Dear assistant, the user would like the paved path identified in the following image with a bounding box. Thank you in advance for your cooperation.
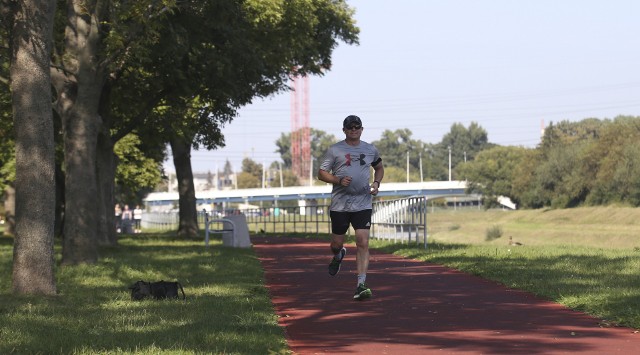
[252,236,639,354]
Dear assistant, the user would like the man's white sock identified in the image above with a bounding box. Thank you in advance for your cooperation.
[357,274,366,285]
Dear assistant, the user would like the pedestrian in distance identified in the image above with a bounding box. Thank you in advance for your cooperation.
[133,205,143,233]
[115,204,122,233]
[121,204,133,234]
[318,115,384,300]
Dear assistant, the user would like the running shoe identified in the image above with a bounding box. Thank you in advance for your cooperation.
[328,247,346,276]
[353,283,372,300]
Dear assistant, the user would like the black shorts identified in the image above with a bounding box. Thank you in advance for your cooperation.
[329,209,372,235]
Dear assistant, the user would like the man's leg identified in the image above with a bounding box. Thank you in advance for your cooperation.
[328,211,349,276]
[353,228,372,299]
[354,228,370,277]
[328,233,346,276]
[330,233,346,255]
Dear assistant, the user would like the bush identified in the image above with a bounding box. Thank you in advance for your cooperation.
[448,224,461,231]
[485,225,503,241]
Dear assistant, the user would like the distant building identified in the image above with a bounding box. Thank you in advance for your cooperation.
[165,171,237,193]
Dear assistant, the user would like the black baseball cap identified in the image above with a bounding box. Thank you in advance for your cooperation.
[343,115,362,128]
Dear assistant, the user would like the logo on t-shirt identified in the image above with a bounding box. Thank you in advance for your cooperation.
[344,153,367,166]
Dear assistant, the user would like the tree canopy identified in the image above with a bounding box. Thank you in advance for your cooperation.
[1,0,360,263]
[275,128,338,169]
[460,116,640,209]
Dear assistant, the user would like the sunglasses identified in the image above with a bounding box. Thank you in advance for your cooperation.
[345,125,362,130]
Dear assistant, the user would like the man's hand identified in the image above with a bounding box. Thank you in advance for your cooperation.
[370,183,379,195]
[339,176,352,186]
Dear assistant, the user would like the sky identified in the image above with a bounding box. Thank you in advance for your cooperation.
[164,0,640,173]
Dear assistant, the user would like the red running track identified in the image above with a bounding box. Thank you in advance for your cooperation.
[252,236,639,354]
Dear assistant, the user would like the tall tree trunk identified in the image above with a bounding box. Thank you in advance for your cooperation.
[96,130,117,246]
[170,136,199,238]
[61,102,101,264]
[10,0,57,295]
[57,1,108,264]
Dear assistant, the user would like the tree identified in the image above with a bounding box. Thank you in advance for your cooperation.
[49,1,177,264]
[43,0,357,258]
[510,149,544,208]
[1,0,15,236]
[237,172,261,189]
[540,118,605,151]
[267,161,301,187]
[371,129,435,181]
[586,116,640,206]
[9,0,57,294]
[276,128,338,169]
[170,132,199,238]
[437,122,493,180]
[281,170,301,187]
[382,166,421,183]
[223,160,234,177]
[133,0,358,237]
[538,142,592,208]
[237,158,263,189]
[242,158,264,179]
[373,129,418,169]
[113,133,163,204]
[457,146,530,207]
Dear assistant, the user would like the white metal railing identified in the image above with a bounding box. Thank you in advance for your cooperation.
[140,211,179,230]
[371,196,428,248]
[141,207,332,235]
[141,196,428,247]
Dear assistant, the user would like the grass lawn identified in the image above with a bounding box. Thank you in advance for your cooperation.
[371,205,640,329]
[0,234,288,354]
[1,205,640,353]
[373,240,640,329]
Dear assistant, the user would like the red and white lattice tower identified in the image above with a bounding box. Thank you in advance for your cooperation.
[290,74,310,181]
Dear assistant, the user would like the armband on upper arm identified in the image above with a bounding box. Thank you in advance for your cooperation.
[371,157,382,167]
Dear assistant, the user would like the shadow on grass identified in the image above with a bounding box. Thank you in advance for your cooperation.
[0,233,288,354]
[0,236,13,247]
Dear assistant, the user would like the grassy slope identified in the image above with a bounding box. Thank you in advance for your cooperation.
[372,206,640,329]
[426,206,640,249]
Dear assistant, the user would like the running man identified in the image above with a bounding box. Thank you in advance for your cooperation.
[318,115,384,300]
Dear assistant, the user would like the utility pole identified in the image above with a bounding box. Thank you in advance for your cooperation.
[419,153,423,183]
[448,146,452,181]
[406,151,410,183]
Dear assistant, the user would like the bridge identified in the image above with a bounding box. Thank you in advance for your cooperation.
[143,180,473,210]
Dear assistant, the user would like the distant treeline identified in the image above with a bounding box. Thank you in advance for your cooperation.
[459,115,640,209]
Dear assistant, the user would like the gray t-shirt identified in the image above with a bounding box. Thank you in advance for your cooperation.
[319,140,381,212]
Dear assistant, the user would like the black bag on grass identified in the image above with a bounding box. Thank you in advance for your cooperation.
[129,280,186,300]
[129,280,152,300]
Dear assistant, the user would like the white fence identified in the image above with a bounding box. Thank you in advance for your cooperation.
[141,196,429,247]
[371,196,428,247]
